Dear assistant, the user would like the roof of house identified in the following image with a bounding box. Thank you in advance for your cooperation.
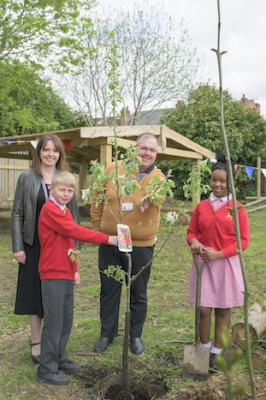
[125,109,171,126]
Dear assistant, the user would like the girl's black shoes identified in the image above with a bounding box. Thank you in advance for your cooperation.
[209,353,218,371]
[31,342,41,364]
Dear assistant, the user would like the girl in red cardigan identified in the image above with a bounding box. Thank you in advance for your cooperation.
[187,152,250,370]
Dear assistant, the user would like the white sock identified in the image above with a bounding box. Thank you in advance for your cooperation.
[211,346,222,355]
[200,341,211,349]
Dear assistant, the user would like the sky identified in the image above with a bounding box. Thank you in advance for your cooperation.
[96,0,266,117]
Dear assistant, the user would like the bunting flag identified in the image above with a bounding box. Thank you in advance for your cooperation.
[234,164,238,171]
[262,168,266,179]
[79,139,88,148]
[62,139,71,152]
[245,166,255,180]
[0,140,16,145]
[30,140,38,149]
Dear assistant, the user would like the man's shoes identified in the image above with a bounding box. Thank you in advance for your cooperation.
[130,337,144,355]
[94,337,113,353]
[36,370,70,385]
[59,361,81,374]
[209,353,218,371]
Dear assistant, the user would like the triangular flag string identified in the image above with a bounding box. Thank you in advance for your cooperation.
[0,140,16,145]
[62,139,72,152]
[79,139,88,148]
[244,166,255,180]
[209,158,266,178]
[30,140,38,149]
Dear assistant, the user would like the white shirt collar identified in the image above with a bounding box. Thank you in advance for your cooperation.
[210,192,231,202]
[50,196,66,211]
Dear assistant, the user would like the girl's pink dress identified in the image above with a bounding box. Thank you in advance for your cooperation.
[189,255,244,308]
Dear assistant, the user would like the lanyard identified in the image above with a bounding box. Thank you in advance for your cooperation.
[41,179,50,202]
[41,169,57,202]
[136,172,146,182]
[126,171,146,195]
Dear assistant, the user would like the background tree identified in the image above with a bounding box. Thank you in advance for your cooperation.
[56,1,201,125]
[0,60,78,136]
[0,0,95,64]
[0,0,96,137]
[158,84,266,198]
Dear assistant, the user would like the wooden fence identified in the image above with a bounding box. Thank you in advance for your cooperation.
[0,158,30,205]
[0,158,91,206]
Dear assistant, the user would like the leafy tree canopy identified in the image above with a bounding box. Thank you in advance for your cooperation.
[0,60,78,136]
[161,84,266,165]
[158,84,266,198]
[0,0,95,63]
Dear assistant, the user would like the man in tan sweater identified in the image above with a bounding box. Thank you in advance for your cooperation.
[91,132,166,355]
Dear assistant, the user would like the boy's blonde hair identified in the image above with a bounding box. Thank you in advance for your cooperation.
[51,171,76,188]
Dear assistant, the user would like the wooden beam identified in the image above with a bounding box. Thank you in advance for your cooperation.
[0,143,32,153]
[71,147,99,159]
[106,137,136,148]
[79,158,87,199]
[100,144,112,169]
[0,153,32,160]
[192,159,201,209]
[80,125,162,139]
[165,128,216,159]
[0,128,82,143]
[160,125,167,152]
[84,138,109,146]
[157,147,203,160]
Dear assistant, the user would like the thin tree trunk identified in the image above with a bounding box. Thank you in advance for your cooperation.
[123,310,130,396]
[215,1,256,398]
[122,252,132,396]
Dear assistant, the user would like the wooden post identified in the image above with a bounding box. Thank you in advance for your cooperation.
[257,156,261,199]
[100,144,112,169]
[78,158,87,201]
[192,159,201,209]
[159,125,167,153]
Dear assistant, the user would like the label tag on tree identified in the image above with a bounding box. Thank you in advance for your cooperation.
[117,224,133,252]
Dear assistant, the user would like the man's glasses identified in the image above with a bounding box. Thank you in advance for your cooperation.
[139,146,158,154]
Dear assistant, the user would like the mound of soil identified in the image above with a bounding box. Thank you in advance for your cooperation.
[79,367,167,399]
[79,365,266,399]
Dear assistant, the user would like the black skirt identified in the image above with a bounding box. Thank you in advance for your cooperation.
[14,186,46,318]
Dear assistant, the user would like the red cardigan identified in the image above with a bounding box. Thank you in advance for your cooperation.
[38,200,110,280]
[187,198,250,258]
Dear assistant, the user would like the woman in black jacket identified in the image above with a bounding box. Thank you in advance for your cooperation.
[11,134,80,364]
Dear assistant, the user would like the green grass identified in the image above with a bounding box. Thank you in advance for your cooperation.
[1,209,266,398]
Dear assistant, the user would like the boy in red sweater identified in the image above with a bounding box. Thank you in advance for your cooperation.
[36,171,117,385]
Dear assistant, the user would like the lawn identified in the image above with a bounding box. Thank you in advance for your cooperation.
[0,207,266,399]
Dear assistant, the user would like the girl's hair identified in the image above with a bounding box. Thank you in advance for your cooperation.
[32,135,68,175]
[211,151,237,204]
[211,151,237,179]
[51,171,76,188]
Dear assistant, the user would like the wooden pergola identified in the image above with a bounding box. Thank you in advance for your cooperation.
[0,125,216,206]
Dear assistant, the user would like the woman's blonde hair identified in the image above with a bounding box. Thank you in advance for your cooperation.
[32,134,68,175]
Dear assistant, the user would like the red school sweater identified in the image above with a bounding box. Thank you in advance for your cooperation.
[38,200,110,280]
[187,198,250,258]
